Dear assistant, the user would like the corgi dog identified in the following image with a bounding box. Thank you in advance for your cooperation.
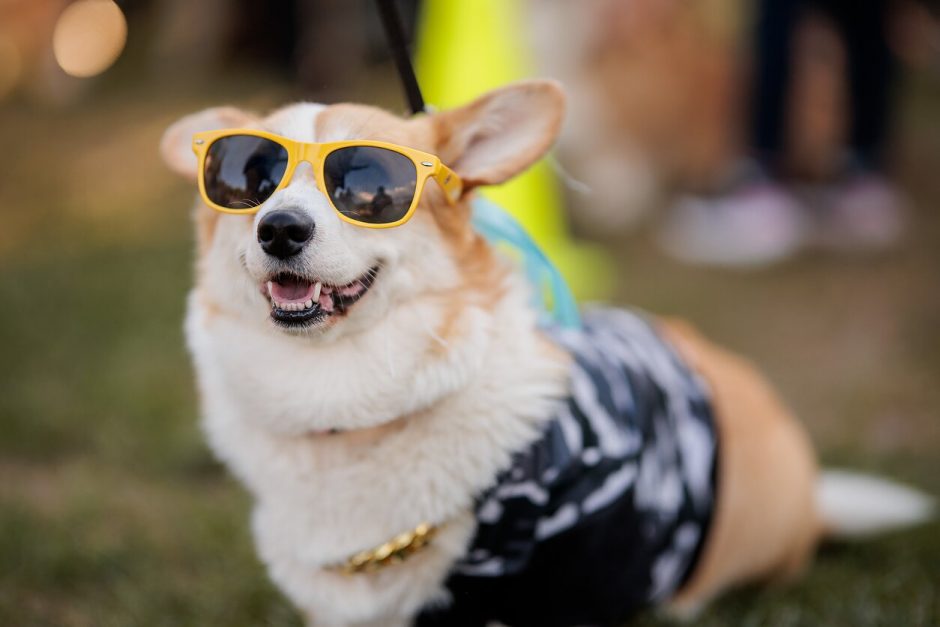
[160,80,933,627]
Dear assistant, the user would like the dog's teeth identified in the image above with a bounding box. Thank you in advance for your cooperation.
[312,281,322,302]
[304,299,313,309]
[266,281,275,298]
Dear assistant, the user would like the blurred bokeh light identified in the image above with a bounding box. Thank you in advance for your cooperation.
[52,0,126,78]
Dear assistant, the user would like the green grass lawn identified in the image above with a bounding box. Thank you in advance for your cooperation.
[0,79,938,626]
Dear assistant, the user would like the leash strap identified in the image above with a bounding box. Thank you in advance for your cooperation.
[374,0,426,114]
[372,1,580,328]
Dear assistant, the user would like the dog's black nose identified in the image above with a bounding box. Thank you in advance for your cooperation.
[257,210,315,259]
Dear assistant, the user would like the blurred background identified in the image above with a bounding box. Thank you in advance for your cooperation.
[1,0,939,625]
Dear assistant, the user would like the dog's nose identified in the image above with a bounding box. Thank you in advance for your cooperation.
[257,210,315,259]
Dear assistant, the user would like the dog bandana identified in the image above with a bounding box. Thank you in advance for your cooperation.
[418,308,719,627]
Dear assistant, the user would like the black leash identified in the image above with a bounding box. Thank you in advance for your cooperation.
[374,0,426,115]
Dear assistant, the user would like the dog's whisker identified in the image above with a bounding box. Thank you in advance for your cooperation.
[229,198,263,209]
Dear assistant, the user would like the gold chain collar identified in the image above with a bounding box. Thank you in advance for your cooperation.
[325,522,438,575]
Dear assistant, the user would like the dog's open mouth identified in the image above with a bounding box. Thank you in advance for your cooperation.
[263,267,379,327]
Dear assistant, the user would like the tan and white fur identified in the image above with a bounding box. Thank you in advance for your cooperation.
[161,81,934,626]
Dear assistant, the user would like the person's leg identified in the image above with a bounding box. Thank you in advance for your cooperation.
[813,0,904,251]
[658,0,809,268]
[751,0,804,171]
[826,0,895,171]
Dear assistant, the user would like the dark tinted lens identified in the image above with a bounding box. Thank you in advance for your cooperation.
[204,135,289,210]
[323,146,417,224]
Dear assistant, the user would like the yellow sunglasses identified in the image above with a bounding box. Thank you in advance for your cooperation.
[192,129,463,229]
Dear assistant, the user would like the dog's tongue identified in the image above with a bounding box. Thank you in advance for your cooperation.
[270,277,315,303]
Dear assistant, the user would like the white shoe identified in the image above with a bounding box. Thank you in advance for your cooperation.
[814,174,905,253]
[658,182,808,268]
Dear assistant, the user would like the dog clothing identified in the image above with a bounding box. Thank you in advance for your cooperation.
[418,308,719,627]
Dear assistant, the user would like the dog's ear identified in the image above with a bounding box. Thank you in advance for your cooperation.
[431,80,566,190]
[160,107,255,179]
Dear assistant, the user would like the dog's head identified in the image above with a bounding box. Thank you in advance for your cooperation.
[161,81,565,341]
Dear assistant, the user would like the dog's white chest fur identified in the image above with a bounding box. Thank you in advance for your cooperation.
[185,281,568,625]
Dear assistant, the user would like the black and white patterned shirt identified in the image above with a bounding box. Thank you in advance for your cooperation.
[418,309,719,627]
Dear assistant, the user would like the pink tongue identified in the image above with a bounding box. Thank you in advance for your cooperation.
[271,279,315,303]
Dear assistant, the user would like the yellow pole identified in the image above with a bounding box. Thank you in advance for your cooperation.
[415,0,611,300]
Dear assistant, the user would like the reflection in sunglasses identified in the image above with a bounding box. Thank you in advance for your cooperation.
[325,146,417,224]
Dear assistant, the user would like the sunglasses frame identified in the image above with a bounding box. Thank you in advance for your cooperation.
[192,129,463,229]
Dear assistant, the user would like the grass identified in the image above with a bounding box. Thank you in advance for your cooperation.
[0,77,938,626]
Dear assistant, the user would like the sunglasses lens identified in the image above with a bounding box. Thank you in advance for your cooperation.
[323,146,417,225]
[203,135,289,210]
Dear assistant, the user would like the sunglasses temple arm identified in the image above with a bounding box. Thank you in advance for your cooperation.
[433,165,463,205]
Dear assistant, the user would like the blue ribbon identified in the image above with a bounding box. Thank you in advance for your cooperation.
[471,196,581,329]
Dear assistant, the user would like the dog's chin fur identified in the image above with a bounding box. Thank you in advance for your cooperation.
[167,87,573,624]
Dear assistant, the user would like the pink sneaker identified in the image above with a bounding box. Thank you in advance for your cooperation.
[814,174,905,253]
[658,182,808,268]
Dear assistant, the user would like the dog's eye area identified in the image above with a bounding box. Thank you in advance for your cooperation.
[204,136,289,210]
[323,146,417,224]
